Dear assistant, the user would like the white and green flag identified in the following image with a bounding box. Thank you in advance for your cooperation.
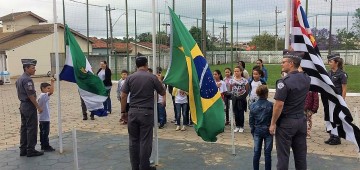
[60,25,107,111]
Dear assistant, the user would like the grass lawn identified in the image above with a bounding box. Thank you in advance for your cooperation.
[112,63,360,92]
[209,63,360,93]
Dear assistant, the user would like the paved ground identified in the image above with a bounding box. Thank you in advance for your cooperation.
[1,77,360,169]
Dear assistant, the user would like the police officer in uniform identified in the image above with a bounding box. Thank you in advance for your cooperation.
[324,53,347,145]
[121,56,165,170]
[16,59,44,157]
[269,51,310,170]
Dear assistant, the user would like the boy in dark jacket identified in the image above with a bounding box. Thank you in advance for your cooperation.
[249,85,273,170]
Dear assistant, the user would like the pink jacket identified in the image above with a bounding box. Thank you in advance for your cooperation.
[304,91,319,113]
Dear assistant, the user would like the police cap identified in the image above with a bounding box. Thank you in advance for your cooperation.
[327,53,340,61]
[21,59,37,66]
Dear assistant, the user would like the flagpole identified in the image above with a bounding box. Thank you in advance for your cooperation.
[152,0,159,165]
[53,0,63,153]
[285,0,291,49]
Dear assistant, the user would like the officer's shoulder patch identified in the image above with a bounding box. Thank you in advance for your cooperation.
[277,82,285,89]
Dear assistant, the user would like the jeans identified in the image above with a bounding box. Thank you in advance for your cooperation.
[39,121,50,147]
[175,103,188,126]
[103,88,112,113]
[157,103,167,125]
[253,126,273,170]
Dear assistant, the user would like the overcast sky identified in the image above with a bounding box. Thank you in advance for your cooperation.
[0,0,359,42]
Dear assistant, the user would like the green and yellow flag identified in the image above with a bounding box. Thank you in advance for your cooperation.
[164,8,225,142]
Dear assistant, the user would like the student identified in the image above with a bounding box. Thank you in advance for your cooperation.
[37,78,56,152]
[230,66,249,133]
[223,68,233,125]
[249,85,273,170]
[172,87,188,131]
[117,70,129,124]
[157,74,167,129]
[248,67,266,108]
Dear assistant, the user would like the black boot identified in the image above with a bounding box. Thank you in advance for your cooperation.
[83,113,88,120]
[26,149,44,157]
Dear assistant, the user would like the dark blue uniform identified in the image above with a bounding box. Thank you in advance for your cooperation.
[274,70,310,170]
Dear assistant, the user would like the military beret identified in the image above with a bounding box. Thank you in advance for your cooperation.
[327,53,340,60]
[21,59,37,66]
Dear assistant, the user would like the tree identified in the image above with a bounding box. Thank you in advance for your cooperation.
[249,32,284,51]
[311,28,340,50]
[188,26,215,51]
[353,8,360,39]
[336,28,359,50]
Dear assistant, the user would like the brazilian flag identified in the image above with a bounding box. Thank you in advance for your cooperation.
[164,7,225,142]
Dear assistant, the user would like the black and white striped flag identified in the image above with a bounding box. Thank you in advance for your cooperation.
[292,0,360,151]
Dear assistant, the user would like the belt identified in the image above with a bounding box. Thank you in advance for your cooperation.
[280,113,305,119]
[130,106,153,110]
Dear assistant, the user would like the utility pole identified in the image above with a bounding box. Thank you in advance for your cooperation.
[126,0,130,71]
[86,0,89,56]
[106,6,109,60]
[275,6,282,51]
[328,0,333,55]
[230,0,233,68]
[135,9,138,61]
[201,0,206,57]
[108,4,116,78]
[219,24,228,63]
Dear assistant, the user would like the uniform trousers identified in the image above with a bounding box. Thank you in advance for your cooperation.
[275,116,307,170]
[19,101,38,150]
[128,108,154,170]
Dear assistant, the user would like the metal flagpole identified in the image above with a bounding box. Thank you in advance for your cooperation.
[285,0,291,49]
[152,0,159,165]
[53,0,63,153]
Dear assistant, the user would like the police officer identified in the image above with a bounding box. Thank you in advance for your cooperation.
[269,51,310,170]
[121,56,165,170]
[324,53,347,145]
[16,59,44,157]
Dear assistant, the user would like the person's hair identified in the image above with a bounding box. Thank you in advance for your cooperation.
[333,57,344,70]
[256,85,268,99]
[23,64,32,72]
[40,82,51,91]
[224,67,233,76]
[121,70,129,74]
[283,52,303,68]
[214,69,223,80]
[234,66,244,77]
[136,57,148,68]
[252,67,264,78]
[238,61,246,69]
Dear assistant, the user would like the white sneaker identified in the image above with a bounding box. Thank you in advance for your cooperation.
[238,127,244,133]
[234,127,240,132]
[175,126,180,131]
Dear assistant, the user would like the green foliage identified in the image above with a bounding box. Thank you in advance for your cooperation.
[188,26,216,51]
[336,28,359,50]
[249,32,285,51]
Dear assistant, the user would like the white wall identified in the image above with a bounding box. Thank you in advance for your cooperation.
[6,29,92,77]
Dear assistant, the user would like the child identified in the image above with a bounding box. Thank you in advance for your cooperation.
[157,74,167,129]
[230,66,249,133]
[223,68,233,125]
[248,67,266,108]
[304,91,319,139]
[172,87,188,131]
[117,70,129,124]
[38,78,56,152]
[249,85,273,170]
